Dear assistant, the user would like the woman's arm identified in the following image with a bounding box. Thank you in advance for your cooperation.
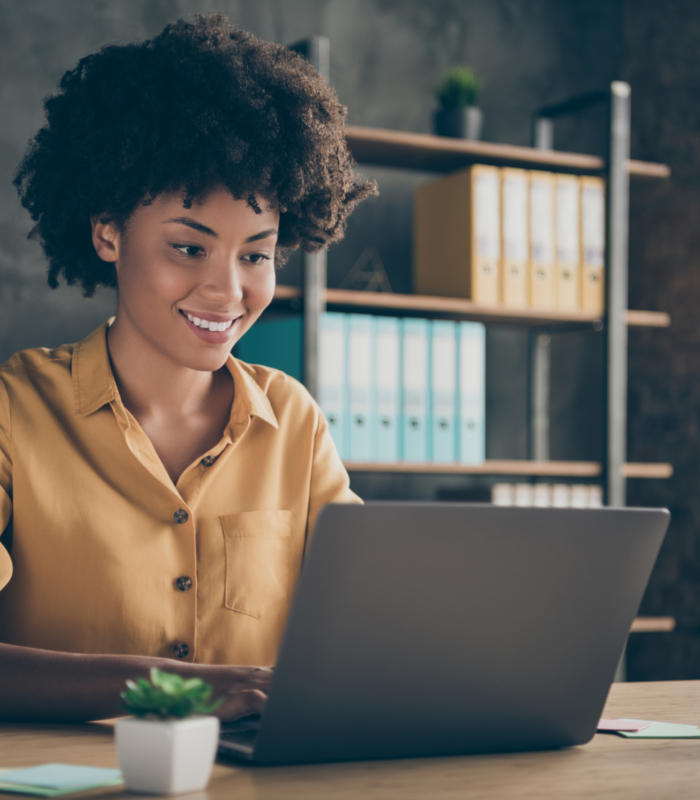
[0,642,271,722]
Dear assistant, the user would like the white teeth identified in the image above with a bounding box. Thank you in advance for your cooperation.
[183,311,234,331]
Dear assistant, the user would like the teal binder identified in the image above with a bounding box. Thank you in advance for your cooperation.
[400,318,429,462]
[458,322,486,463]
[319,313,348,459]
[373,316,400,462]
[429,320,458,463]
[346,314,374,462]
[234,315,303,382]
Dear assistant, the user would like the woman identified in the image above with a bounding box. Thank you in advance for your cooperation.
[0,13,376,721]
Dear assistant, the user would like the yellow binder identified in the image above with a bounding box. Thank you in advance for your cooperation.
[580,176,606,314]
[528,171,557,309]
[414,165,500,306]
[555,174,581,311]
[500,168,529,308]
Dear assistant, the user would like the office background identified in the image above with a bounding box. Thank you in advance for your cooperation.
[0,0,694,679]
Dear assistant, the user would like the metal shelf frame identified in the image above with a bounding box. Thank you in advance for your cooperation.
[532,82,636,506]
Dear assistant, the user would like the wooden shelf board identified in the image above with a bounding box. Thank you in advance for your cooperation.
[626,309,671,328]
[344,125,670,179]
[272,286,671,329]
[273,284,301,301]
[630,616,676,633]
[344,460,673,478]
[624,462,674,479]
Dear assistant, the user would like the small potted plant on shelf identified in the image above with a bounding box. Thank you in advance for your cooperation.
[434,67,483,140]
[115,668,222,795]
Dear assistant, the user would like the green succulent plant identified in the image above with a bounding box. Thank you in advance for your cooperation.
[437,67,482,109]
[121,668,223,720]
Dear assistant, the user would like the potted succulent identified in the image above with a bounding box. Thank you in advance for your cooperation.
[115,668,222,795]
[434,67,483,140]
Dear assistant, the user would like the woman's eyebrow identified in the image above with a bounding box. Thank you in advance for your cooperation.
[244,228,279,243]
[163,217,218,238]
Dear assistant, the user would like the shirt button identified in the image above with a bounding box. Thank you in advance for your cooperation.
[174,642,189,659]
[173,509,189,524]
[176,576,192,592]
[201,455,218,467]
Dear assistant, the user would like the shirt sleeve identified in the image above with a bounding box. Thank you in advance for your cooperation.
[0,377,13,591]
[306,408,362,543]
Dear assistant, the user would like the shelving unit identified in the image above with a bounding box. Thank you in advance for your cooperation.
[283,40,672,504]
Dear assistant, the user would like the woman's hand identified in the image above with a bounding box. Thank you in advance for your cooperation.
[206,665,274,721]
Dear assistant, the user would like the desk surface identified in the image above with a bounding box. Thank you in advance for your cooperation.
[2,680,699,800]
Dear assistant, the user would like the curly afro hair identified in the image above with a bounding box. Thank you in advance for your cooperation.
[14,13,377,296]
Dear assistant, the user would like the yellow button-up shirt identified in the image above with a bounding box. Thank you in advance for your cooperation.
[0,321,360,665]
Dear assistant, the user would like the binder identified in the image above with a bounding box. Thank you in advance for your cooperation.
[501,168,529,308]
[400,318,430,462]
[414,165,500,306]
[528,171,557,309]
[458,322,486,464]
[373,316,400,462]
[346,314,374,462]
[429,320,458,463]
[580,176,606,314]
[234,315,303,382]
[555,174,581,311]
[319,313,348,459]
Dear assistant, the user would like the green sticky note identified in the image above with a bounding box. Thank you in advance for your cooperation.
[619,722,700,739]
[0,765,122,796]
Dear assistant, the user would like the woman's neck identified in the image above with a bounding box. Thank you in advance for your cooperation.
[106,313,223,420]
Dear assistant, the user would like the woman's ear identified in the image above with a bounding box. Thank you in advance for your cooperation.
[91,217,121,264]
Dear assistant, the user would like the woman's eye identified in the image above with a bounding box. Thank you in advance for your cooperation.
[244,253,271,264]
[173,244,203,257]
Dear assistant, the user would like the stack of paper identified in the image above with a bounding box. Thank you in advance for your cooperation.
[0,764,123,796]
[598,719,700,738]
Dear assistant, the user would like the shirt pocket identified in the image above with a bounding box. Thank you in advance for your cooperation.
[220,510,292,619]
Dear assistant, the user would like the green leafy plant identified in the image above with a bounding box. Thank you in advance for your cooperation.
[121,668,223,720]
[437,67,482,109]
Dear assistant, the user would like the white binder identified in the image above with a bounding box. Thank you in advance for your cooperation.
[458,322,486,464]
[529,171,557,309]
[555,175,581,311]
[501,168,529,308]
[429,320,458,463]
[374,317,400,462]
[347,314,374,461]
[319,313,347,459]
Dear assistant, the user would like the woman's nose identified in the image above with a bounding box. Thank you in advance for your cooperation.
[201,259,244,305]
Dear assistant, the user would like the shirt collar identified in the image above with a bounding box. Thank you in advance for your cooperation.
[224,356,279,431]
[72,320,119,417]
[72,319,278,430]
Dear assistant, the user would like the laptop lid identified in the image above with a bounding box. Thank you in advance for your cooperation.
[244,503,670,764]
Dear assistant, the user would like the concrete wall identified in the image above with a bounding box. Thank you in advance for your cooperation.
[623,0,700,680]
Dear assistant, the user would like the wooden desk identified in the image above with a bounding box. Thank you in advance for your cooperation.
[2,681,699,799]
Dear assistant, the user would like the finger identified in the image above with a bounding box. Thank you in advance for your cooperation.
[217,689,268,722]
[230,666,273,691]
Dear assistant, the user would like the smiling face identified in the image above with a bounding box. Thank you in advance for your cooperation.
[92,187,279,373]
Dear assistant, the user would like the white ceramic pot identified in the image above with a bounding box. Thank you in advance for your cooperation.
[115,715,220,795]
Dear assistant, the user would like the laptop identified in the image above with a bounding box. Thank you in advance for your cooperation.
[218,502,669,765]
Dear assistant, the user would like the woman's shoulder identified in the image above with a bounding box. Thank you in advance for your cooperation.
[0,341,74,382]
